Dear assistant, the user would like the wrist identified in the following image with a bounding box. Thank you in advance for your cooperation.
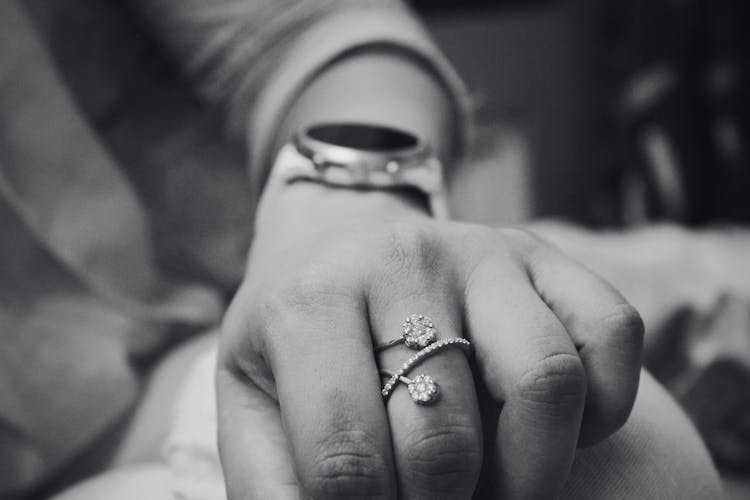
[255,179,431,236]
[255,118,448,234]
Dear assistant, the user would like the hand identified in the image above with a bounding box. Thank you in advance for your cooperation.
[216,182,644,500]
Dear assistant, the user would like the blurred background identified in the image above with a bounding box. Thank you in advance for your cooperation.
[421,0,750,227]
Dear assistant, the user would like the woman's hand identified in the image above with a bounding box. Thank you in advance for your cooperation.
[216,182,644,500]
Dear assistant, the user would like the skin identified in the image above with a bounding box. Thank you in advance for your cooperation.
[217,178,644,500]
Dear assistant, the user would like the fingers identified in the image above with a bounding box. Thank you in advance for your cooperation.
[525,236,645,445]
[464,257,586,499]
[216,365,301,500]
[222,282,397,500]
[368,263,482,499]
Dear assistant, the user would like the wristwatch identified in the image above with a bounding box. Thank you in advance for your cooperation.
[270,122,449,219]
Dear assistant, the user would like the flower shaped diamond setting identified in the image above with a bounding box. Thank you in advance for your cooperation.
[408,374,440,404]
[402,314,437,349]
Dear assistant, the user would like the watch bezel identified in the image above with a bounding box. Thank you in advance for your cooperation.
[276,122,449,218]
[293,122,432,176]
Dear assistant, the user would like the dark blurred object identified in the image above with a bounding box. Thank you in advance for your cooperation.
[701,0,750,223]
[607,0,750,225]
[683,361,750,471]
[647,295,750,471]
[410,0,557,13]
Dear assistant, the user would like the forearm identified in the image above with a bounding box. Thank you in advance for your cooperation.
[128,0,468,207]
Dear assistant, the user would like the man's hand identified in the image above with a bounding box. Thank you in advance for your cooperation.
[216,181,644,499]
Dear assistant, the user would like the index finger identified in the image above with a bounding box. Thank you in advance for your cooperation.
[256,285,397,499]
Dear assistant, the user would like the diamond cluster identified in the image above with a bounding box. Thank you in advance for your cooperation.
[408,374,439,404]
[402,314,438,349]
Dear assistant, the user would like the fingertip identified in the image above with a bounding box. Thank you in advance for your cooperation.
[601,302,645,355]
[578,303,645,446]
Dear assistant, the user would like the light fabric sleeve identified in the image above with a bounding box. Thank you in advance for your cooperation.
[130,0,473,192]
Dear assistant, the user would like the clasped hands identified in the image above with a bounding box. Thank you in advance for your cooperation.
[216,182,644,500]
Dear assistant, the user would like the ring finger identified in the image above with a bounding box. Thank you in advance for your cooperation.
[367,277,482,499]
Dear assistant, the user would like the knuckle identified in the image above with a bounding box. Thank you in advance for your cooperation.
[277,268,336,310]
[403,421,482,493]
[262,268,349,322]
[496,226,550,264]
[499,226,545,249]
[380,222,443,277]
[463,225,513,263]
[257,269,357,359]
[306,429,390,498]
[517,352,587,407]
[600,302,645,353]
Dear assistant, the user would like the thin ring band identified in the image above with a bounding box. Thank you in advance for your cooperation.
[379,368,411,385]
[374,337,404,352]
[381,337,471,402]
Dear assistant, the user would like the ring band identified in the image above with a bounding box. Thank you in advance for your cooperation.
[374,313,438,352]
[380,337,471,404]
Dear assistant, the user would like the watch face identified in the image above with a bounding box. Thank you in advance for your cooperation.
[306,123,418,151]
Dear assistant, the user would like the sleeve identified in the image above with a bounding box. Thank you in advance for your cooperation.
[129,0,473,190]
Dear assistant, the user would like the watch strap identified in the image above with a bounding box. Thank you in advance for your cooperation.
[270,144,449,219]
